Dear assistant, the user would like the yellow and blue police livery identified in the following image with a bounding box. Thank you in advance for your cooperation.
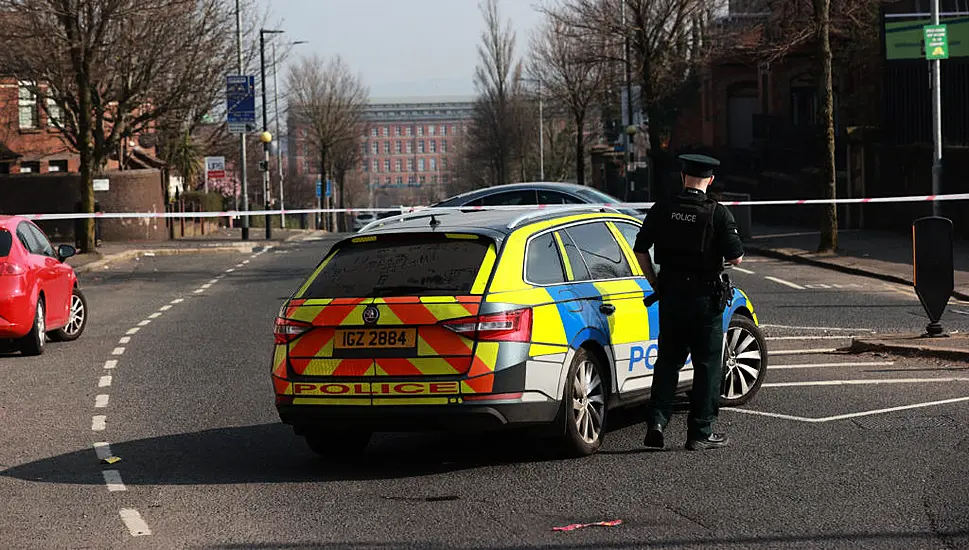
[271,206,767,458]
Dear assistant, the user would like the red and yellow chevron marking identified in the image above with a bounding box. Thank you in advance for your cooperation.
[461,341,500,394]
[272,376,291,395]
[272,345,287,378]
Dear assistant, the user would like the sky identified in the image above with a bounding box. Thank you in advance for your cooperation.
[269,0,548,99]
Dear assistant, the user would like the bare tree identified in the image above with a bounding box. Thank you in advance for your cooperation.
[528,14,608,185]
[0,0,241,252]
[469,0,517,187]
[286,53,368,227]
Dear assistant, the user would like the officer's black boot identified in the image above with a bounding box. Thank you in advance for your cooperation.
[643,424,665,450]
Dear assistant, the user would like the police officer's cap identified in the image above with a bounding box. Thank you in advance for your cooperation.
[679,154,720,178]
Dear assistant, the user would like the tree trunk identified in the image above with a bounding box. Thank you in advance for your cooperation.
[575,114,585,186]
[338,169,346,232]
[77,85,96,252]
[319,147,327,231]
[816,0,838,252]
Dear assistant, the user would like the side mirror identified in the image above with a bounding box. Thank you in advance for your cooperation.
[57,244,77,261]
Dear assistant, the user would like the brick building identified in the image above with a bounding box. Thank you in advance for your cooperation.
[288,95,474,208]
[0,77,162,175]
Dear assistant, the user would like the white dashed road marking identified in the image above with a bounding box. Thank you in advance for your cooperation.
[104,360,118,369]
[92,415,106,431]
[149,312,162,319]
[125,327,140,335]
[768,348,839,356]
[764,377,969,388]
[171,298,184,304]
[727,395,969,424]
[766,336,853,341]
[159,305,172,311]
[112,347,125,355]
[93,442,112,460]
[138,320,151,326]
[99,375,112,387]
[120,509,152,536]
[95,394,109,408]
[732,267,755,275]
[770,361,895,370]
[119,337,130,344]
[226,268,235,273]
[200,284,212,289]
[765,276,806,290]
[102,470,126,492]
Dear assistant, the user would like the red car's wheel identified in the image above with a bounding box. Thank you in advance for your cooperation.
[50,288,87,342]
[18,298,45,356]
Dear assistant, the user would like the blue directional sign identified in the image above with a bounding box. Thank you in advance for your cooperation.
[226,75,255,134]
[325,179,332,198]
[315,180,322,198]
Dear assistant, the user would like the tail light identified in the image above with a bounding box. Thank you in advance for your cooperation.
[273,317,312,344]
[0,262,25,276]
[443,308,532,342]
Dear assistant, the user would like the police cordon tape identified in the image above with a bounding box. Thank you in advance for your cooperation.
[16,192,969,221]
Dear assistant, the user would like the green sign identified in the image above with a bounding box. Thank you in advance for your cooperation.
[924,24,949,59]
[885,16,968,60]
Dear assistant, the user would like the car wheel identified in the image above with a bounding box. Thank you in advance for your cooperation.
[50,288,88,342]
[18,298,46,356]
[559,347,608,457]
[720,315,768,407]
[304,431,372,459]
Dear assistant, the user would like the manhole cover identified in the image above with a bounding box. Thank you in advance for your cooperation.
[852,415,959,430]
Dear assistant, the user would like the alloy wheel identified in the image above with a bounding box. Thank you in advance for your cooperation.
[63,294,85,336]
[722,325,764,400]
[571,360,605,444]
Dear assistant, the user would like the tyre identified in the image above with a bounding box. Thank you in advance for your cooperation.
[559,347,609,457]
[720,315,768,407]
[18,298,46,356]
[304,431,372,459]
[50,288,87,342]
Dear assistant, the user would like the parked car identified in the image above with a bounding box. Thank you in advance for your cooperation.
[272,206,767,458]
[0,216,88,355]
[358,182,642,232]
[351,212,377,232]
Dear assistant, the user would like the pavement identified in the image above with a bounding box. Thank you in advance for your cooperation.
[1,236,968,548]
[745,224,969,362]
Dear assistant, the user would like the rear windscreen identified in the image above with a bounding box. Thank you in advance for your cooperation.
[0,229,11,257]
[302,237,492,298]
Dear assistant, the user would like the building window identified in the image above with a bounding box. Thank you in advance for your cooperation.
[419,176,426,184]
[430,140,437,153]
[430,158,437,171]
[394,126,401,136]
[370,128,378,137]
[440,125,447,135]
[47,99,62,127]
[417,126,424,136]
[441,140,447,153]
[405,126,412,137]
[361,142,367,155]
[396,176,403,185]
[384,159,391,172]
[395,141,402,154]
[303,159,310,173]
[442,158,448,170]
[371,142,378,155]
[428,125,436,136]
[19,161,40,173]
[405,141,412,154]
[383,141,390,154]
[431,175,438,184]
[385,177,391,185]
[382,126,389,137]
[408,175,416,184]
[407,158,414,171]
[395,159,402,172]
[418,158,425,171]
[48,159,68,172]
[372,159,379,172]
[18,83,37,129]
[452,125,458,134]
[418,140,425,153]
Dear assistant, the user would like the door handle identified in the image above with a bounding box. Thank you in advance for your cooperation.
[599,303,616,315]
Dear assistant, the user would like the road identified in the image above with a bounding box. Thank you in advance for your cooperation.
[1,236,968,549]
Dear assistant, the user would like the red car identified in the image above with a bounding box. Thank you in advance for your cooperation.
[0,216,87,355]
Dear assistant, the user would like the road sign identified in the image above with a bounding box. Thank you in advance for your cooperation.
[913,216,954,335]
[204,156,226,180]
[924,24,949,59]
[226,75,255,134]
[93,179,109,191]
[316,180,322,198]
[325,179,332,198]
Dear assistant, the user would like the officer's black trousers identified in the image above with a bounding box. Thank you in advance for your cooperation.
[647,288,725,440]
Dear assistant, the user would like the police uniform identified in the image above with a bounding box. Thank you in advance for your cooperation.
[632,154,744,451]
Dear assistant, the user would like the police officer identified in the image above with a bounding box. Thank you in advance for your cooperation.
[632,153,745,451]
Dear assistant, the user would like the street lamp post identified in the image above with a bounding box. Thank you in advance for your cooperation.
[260,28,284,240]
[234,0,249,240]
[272,40,307,230]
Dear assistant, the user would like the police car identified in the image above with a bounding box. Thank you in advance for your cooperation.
[271,206,768,457]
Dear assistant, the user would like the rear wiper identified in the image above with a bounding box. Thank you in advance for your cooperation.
[370,285,432,297]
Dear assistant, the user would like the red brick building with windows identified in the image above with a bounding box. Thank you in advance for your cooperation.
[288,95,475,208]
[0,77,163,175]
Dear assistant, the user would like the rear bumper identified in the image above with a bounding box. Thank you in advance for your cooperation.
[0,293,32,339]
[277,400,561,433]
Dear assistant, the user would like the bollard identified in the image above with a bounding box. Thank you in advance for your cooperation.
[913,216,954,336]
